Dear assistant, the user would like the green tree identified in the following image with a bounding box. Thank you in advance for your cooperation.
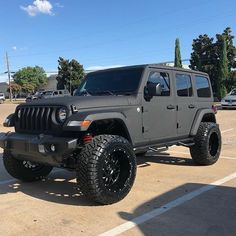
[218,37,229,98]
[57,57,84,93]
[190,27,236,98]
[174,38,182,68]
[216,27,236,70]
[22,84,35,94]
[7,83,22,99]
[13,66,47,93]
[190,34,217,92]
[56,57,70,90]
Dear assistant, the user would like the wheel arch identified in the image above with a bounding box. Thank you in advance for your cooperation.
[81,112,132,144]
[190,109,216,136]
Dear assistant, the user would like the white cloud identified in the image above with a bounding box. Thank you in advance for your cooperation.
[55,2,64,8]
[20,0,54,16]
[86,65,126,71]
[12,46,28,51]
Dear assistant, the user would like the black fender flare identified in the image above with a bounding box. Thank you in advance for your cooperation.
[190,109,216,136]
[64,111,132,142]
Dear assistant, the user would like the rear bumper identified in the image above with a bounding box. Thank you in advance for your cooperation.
[0,132,78,166]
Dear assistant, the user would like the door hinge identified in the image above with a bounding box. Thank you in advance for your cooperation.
[177,123,179,129]
[142,126,145,133]
[176,105,179,111]
[141,106,144,113]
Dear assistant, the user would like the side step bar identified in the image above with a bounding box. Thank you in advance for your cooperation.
[177,141,195,147]
[149,146,169,152]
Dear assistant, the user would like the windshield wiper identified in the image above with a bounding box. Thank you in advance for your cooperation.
[113,90,136,96]
[93,90,115,95]
[78,90,92,96]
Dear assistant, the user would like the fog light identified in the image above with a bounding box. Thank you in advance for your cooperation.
[50,144,56,152]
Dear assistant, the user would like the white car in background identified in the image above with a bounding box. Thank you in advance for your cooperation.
[221,89,236,109]
[0,93,5,104]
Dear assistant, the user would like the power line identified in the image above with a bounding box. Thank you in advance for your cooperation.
[5,52,12,101]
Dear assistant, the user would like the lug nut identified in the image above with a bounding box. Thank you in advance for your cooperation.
[50,144,56,152]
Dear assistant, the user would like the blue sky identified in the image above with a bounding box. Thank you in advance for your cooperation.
[0,0,235,82]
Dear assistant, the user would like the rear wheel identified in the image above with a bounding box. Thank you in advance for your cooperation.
[3,151,53,182]
[77,135,136,205]
[190,122,221,165]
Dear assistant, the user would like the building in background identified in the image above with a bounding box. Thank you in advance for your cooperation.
[41,74,58,91]
[0,82,9,97]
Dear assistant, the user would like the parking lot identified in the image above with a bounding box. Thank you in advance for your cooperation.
[0,104,236,236]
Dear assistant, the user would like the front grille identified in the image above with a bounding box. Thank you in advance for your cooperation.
[225,99,236,102]
[16,106,57,133]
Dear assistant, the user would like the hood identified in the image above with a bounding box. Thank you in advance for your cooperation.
[19,95,133,109]
[222,95,236,100]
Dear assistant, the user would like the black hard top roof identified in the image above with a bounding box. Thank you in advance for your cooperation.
[87,64,208,77]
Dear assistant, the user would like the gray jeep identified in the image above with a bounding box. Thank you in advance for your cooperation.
[0,65,221,205]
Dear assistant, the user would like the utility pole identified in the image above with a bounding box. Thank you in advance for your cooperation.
[5,52,12,102]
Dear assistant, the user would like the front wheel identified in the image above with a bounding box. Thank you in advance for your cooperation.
[190,122,221,165]
[77,135,137,205]
[3,151,53,182]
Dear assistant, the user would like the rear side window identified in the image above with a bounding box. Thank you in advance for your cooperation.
[176,74,193,97]
[148,71,170,96]
[195,76,211,97]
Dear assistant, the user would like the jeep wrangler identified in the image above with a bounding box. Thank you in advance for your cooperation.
[0,65,221,205]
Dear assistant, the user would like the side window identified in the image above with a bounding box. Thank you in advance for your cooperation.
[59,91,63,95]
[53,91,58,96]
[176,74,193,97]
[195,76,211,97]
[148,71,170,96]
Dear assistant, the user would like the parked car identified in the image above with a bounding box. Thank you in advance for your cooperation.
[0,93,5,104]
[221,89,236,109]
[26,91,44,102]
[41,89,71,99]
[26,90,71,102]
[0,64,221,205]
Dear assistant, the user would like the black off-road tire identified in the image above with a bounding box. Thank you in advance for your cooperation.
[190,122,221,165]
[77,135,137,205]
[3,151,53,182]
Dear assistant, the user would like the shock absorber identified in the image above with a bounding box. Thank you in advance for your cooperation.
[83,133,93,144]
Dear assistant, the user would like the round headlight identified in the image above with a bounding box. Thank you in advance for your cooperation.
[57,108,67,123]
[17,109,21,119]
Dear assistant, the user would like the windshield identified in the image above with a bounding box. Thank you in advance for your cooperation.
[44,91,53,95]
[230,90,236,96]
[75,68,144,96]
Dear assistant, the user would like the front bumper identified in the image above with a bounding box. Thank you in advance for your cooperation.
[221,102,236,108]
[0,132,78,166]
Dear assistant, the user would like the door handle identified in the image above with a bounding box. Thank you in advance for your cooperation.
[167,105,175,110]
[188,104,195,109]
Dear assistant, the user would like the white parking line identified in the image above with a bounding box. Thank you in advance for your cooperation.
[99,171,236,236]
[222,128,234,134]
[221,156,236,160]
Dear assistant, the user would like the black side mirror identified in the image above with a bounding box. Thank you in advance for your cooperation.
[147,82,162,96]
